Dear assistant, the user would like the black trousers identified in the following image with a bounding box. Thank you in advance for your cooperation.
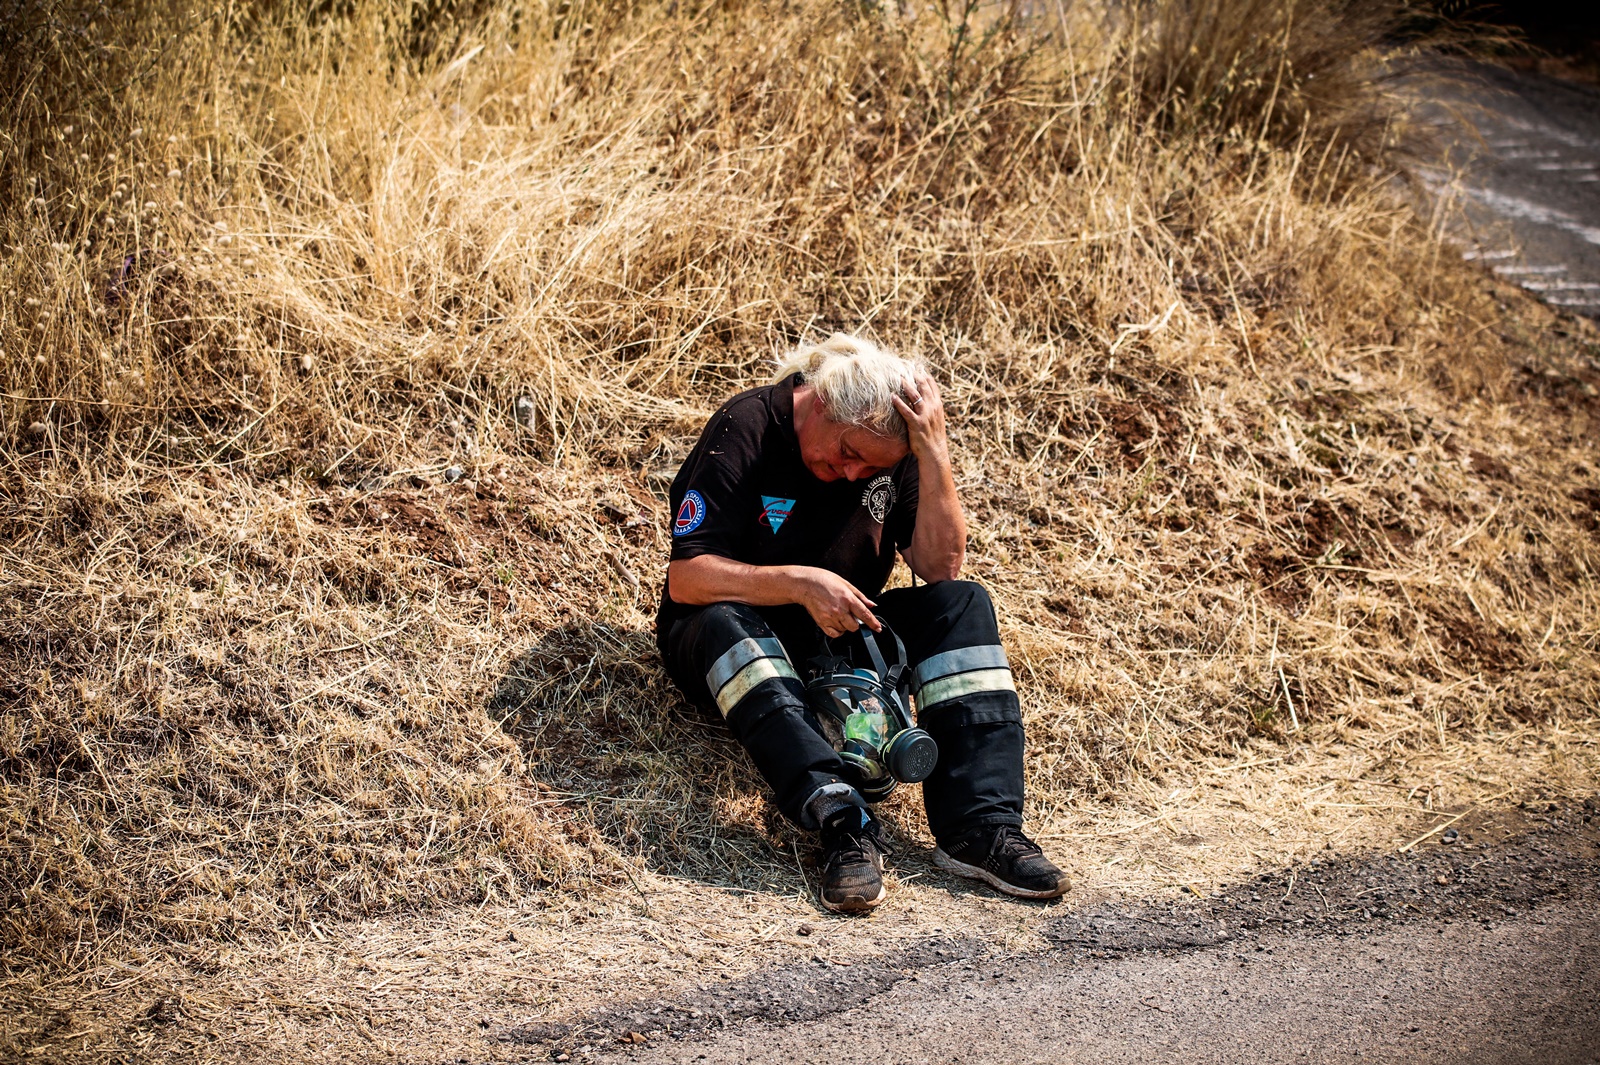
[658,580,1025,843]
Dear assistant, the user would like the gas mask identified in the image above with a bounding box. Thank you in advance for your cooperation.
[803,624,939,803]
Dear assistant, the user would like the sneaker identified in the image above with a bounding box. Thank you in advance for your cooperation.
[934,824,1069,899]
[818,806,888,913]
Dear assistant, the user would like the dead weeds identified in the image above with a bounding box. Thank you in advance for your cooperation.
[3,0,1600,1059]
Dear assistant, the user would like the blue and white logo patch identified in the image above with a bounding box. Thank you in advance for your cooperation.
[759,496,796,533]
[674,490,707,537]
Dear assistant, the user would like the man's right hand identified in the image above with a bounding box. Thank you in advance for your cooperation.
[795,567,881,638]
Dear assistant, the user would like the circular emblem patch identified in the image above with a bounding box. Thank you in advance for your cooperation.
[674,490,707,537]
[861,474,896,524]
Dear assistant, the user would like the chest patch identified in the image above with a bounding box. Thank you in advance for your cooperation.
[861,473,896,524]
[759,496,796,533]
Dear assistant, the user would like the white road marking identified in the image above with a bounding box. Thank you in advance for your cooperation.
[1459,186,1600,247]
[1495,116,1593,150]
[1493,264,1568,276]
[1419,72,1600,320]
[1521,281,1600,292]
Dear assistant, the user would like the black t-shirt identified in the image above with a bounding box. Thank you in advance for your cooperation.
[656,374,920,634]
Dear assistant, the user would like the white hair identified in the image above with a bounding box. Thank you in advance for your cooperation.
[773,333,924,441]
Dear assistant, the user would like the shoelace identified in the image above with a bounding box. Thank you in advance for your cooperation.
[990,825,1042,861]
[825,823,891,867]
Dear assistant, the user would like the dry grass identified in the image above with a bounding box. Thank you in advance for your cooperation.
[4,0,1600,1057]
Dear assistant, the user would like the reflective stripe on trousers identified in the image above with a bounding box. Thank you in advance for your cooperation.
[705,636,799,717]
[912,643,1015,712]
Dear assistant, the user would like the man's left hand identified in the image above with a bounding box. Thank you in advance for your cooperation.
[892,370,950,466]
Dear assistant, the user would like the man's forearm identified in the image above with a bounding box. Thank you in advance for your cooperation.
[906,451,966,582]
[667,554,883,636]
[667,554,810,607]
[891,370,966,583]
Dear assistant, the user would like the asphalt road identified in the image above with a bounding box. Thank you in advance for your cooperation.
[497,802,1600,1064]
[635,898,1599,1065]
[1422,64,1600,318]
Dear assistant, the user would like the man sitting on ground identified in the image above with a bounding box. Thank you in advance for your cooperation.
[656,333,1069,912]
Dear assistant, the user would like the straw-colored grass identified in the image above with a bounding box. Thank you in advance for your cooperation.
[4,0,1600,1057]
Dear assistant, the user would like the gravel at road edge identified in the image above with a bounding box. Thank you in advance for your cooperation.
[490,799,1600,1063]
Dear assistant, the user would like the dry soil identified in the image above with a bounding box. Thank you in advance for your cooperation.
[507,800,1600,1065]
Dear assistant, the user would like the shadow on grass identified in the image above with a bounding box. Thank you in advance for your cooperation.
[487,621,811,896]
[488,621,962,905]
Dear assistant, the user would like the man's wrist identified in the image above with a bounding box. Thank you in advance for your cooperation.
[773,564,815,601]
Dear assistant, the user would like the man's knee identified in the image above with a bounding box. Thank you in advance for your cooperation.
[920,578,995,617]
[881,579,1000,648]
[696,601,772,642]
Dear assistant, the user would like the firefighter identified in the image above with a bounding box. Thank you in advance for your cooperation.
[657,334,1068,912]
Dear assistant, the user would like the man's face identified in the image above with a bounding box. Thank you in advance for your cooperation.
[797,410,908,482]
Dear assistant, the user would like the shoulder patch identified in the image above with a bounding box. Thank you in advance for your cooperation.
[759,496,796,533]
[674,490,707,537]
[861,473,896,524]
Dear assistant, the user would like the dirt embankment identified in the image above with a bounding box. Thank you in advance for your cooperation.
[5,2,1600,1061]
